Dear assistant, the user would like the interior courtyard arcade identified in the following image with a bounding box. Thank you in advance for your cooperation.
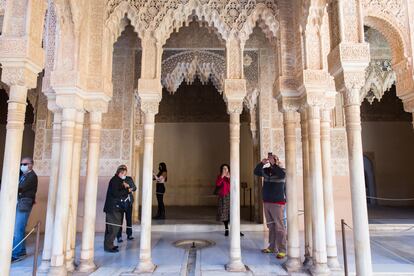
[0,0,414,276]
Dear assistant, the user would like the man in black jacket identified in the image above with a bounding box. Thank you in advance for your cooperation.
[12,157,38,262]
[103,166,130,252]
[116,165,137,242]
[254,154,287,259]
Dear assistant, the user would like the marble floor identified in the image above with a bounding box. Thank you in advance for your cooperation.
[10,228,414,276]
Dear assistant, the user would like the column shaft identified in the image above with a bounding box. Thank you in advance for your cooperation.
[79,112,103,273]
[320,109,340,269]
[136,112,156,273]
[0,85,28,276]
[226,112,245,272]
[38,111,62,273]
[307,106,329,274]
[283,110,301,270]
[49,108,77,275]
[300,111,313,266]
[343,89,372,275]
[132,150,140,223]
[66,111,84,270]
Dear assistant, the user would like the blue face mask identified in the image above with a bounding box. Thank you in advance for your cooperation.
[21,165,29,174]
[120,175,126,180]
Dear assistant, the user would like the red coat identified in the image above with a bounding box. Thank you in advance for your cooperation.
[216,175,230,197]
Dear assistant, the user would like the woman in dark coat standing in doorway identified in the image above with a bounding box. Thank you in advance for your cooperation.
[153,162,168,219]
[103,166,130,252]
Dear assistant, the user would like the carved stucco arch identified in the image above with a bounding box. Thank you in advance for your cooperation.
[363,14,414,104]
[161,50,226,94]
[154,0,279,45]
[364,15,407,64]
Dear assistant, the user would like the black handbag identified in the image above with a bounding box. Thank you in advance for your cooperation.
[17,197,33,212]
[213,185,220,195]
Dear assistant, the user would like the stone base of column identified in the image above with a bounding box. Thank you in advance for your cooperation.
[66,259,76,272]
[327,256,342,270]
[303,256,314,268]
[283,257,302,272]
[133,261,156,274]
[78,258,97,273]
[47,265,67,276]
[310,263,330,276]
[225,261,247,272]
[37,260,51,275]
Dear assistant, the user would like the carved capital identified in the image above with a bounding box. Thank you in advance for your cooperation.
[84,98,109,113]
[1,66,39,88]
[278,96,300,113]
[140,101,160,115]
[227,100,244,115]
[328,42,370,79]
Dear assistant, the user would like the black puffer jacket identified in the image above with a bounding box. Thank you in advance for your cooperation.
[103,175,130,213]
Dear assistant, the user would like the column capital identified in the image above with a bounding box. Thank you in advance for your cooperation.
[140,100,160,115]
[55,92,85,111]
[227,101,244,115]
[84,97,109,114]
[1,65,40,89]
[278,95,300,113]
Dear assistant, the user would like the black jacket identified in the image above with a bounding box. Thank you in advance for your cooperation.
[103,175,130,213]
[254,163,286,203]
[18,170,38,201]
[125,176,137,203]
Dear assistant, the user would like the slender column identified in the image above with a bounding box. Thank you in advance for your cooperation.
[283,110,301,271]
[307,106,329,275]
[300,110,313,267]
[66,111,84,271]
[226,110,246,272]
[79,111,103,272]
[320,109,341,269]
[38,110,62,273]
[132,149,141,223]
[0,85,28,276]
[135,106,157,273]
[343,88,372,275]
[49,108,78,275]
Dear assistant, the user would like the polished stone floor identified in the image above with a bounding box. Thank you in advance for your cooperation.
[10,228,414,276]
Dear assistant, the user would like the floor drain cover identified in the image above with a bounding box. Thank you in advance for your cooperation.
[173,239,215,249]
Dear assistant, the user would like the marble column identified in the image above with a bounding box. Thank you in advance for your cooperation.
[307,105,329,275]
[79,111,103,273]
[283,110,301,271]
[343,88,372,275]
[135,105,158,273]
[320,109,341,269]
[0,85,28,276]
[300,110,313,267]
[49,108,78,275]
[38,110,62,273]
[66,111,85,271]
[226,108,246,272]
[132,149,141,223]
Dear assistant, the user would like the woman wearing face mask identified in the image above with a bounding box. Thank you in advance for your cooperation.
[103,165,130,252]
[153,162,168,220]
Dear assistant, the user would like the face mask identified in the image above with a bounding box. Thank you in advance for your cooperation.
[263,163,271,169]
[120,175,126,180]
[21,165,29,173]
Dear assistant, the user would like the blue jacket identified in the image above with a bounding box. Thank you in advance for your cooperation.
[254,163,286,203]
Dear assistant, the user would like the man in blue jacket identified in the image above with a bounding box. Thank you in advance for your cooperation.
[254,154,287,259]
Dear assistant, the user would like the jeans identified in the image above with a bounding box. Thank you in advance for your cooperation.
[12,207,32,258]
[117,204,133,238]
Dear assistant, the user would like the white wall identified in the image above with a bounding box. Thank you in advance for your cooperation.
[152,122,254,206]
